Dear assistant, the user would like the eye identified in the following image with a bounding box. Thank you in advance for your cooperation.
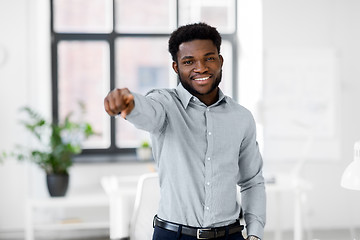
[206,57,215,61]
[183,60,193,65]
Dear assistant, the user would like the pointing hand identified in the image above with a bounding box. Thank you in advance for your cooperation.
[104,88,135,118]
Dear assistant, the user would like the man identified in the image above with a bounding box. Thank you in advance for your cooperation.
[104,23,266,240]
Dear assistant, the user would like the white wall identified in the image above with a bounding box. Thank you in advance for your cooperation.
[262,0,360,231]
[0,0,54,233]
[0,0,31,232]
[1,0,360,237]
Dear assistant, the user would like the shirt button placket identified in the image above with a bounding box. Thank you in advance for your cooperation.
[204,107,213,225]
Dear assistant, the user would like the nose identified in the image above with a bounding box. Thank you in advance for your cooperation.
[194,60,208,73]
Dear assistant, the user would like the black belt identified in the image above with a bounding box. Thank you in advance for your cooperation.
[153,216,244,239]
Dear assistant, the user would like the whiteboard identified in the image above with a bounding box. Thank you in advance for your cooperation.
[263,47,340,161]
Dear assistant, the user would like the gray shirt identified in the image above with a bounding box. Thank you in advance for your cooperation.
[126,83,266,239]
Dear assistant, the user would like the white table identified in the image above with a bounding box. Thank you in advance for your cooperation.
[266,175,312,240]
[25,194,109,240]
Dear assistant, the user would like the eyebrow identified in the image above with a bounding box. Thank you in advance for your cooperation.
[180,52,217,61]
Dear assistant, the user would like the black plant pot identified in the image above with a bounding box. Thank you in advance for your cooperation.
[46,173,69,197]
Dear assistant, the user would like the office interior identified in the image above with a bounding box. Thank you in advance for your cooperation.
[1,0,360,239]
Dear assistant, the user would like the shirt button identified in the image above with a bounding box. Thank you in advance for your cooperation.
[206,206,210,210]
[207,157,211,161]
[206,182,210,186]
[207,108,210,111]
[208,132,212,135]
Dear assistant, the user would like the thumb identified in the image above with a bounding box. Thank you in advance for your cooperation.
[124,93,134,105]
[120,94,134,118]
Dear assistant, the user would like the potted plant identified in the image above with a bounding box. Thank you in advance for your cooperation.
[1,105,95,197]
[136,141,152,161]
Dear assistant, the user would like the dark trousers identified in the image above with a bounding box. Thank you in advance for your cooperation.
[152,226,246,240]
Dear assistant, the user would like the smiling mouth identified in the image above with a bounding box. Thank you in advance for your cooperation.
[193,76,211,81]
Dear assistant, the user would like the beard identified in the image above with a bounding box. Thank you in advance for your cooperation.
[178,70,222,96]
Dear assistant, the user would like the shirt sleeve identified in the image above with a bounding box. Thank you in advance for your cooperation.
[125,90,167,134]
[237,112,266,239]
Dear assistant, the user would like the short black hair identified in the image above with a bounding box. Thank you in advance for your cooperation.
[168,22,222,62]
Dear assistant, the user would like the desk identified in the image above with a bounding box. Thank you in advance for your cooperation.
[266,175,312,240]
[25,194,109,240]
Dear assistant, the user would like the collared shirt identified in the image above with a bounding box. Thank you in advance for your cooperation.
[126,83,266,239]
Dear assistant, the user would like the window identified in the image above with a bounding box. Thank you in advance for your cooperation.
[51,0,238,158]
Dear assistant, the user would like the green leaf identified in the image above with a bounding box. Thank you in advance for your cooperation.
[5,104,95,174]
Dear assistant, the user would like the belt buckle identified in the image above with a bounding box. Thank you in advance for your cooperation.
[197,228,212,239]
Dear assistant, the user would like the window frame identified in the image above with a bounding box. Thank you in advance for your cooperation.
[50,0,238,161]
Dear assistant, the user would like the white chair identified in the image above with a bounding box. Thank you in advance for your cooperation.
[129,172,160,240]
[101,175,139,239]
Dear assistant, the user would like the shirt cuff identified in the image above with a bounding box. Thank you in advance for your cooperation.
[246,221,264,240]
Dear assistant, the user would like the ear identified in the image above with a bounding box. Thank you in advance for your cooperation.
[219,55,224,67]
[172,61,179,74]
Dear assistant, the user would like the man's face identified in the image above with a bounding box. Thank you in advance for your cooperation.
[172,39,223,101]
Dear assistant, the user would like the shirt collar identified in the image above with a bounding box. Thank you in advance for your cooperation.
[176,83,227,109]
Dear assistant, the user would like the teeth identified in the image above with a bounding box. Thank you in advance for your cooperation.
[194,77,210,81]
